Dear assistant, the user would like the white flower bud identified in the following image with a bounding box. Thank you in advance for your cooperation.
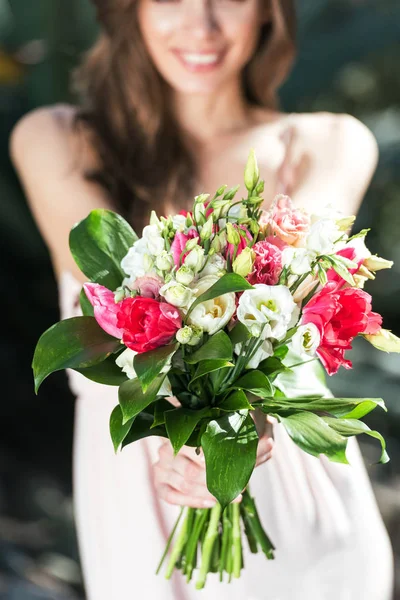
[232,247,255,277]
[160,281,193,308]
[176,265,195,285]
[187,325,203,346]
[200,216,214,241]
[184,245,205,272]
[176,326,194,345]
[156,251,174,271]
[244,149,259,192]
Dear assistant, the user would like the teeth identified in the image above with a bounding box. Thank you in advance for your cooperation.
[181,53,219,65]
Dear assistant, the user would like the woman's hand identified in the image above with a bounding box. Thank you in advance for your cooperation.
[153,419,274,509]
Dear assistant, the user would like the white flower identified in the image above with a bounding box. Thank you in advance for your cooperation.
[201,253,226,277]
[176,265,195,285]
[237,284,297,340]
[307,219,340,256]
[291,323,320,358]
[282,247,314,275]
[160,280,193,308]
[115,348,172,395]
[121,238,154,282]
[172,214,187,231]
[142,225,165,256]
[234,339,273,369]
[184,246,205,272]
[156,251,174,272]
[188,275,236,335]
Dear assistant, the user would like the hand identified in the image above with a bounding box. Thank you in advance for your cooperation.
[153,421,274,509]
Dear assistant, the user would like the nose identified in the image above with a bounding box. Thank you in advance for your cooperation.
[181,0,219,39]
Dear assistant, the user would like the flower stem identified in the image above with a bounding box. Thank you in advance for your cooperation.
[231,503,242,578]
[219,506,231,582]
[156,506,184,575]
[165,507,191,579]
[184,508,208,582]
[196,503,222,589]
[242,490,275,559]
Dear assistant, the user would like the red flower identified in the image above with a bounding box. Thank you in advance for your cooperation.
[116,297,181,353]
[302,282,382,375]
[247,241,283,286]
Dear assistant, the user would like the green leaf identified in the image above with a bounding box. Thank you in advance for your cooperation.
[202,412,258,509]
[151,398,176,429]
[69,209,138,289]
[261,396,386,419]
[218,389,253,412]
[75,353,128,386]
[122,405,167,448]
[323,417,389,464]
[190,360,234,385]
[165,407,211,455]
[134,344,178,392]
[185,331,233,364]
[326,255,355,286]
[274,345,289,360]
[79,288,94,317]
[228,322,252,346]
[33,317,121,393]
[258,356,291,379]
[110,405,134,453]
[119,374,165,424]
[186,273,253,318]
[276,411,349,463]
[232,371,273,399]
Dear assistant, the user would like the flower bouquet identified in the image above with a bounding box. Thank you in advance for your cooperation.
[33,152,399,589]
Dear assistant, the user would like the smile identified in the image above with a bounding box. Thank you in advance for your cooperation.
[172,50,225,72]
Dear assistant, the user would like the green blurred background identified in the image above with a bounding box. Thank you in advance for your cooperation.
[0,0,399,598]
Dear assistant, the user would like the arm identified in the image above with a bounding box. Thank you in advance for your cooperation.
[10,104,113,283]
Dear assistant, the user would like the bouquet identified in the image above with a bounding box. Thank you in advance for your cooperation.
[33,151,400,589]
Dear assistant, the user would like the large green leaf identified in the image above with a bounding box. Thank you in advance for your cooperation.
[122,406,167,448]
[323,417,389,464]
[79,288,94,317]
[75,353,128,386]
[134,344,178,392]
[119,374,165,424]
[69,209,137,289]
[232,371,273,399]
[165,407,211,455]
[218,389,253,412]
[186,273,253,318]
[261,396,386,419]
[151,398,176,429]
[33,317,120,393]
[190,360,234,386]
[110,405,134,453]
[201,411,258,509]
[185,331,233,364]
[228,322,252,346]
[276,411,349,463]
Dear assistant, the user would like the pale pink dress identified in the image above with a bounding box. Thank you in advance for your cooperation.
[59,127,394,599]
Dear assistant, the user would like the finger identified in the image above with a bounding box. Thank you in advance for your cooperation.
[158,441,206,468]
[156,468,215,502]
[157,484,216,509]
[256,435,274,458]
[171,454,206,484]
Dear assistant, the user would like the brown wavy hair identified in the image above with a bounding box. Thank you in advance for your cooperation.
[73,0,297,229]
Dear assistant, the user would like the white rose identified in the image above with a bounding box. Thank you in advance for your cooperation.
[237,284,297,340]
[176,265,195,285]
[160,280,193,308]
[188,275,236,335]
[184,246,205,272]
[121,238,154,282]
[290,323,320,358]
[142,225,165,256]
[201,253,226,277]
[234,339,273,369]
[307,219,340,256]
[115,348,172,395]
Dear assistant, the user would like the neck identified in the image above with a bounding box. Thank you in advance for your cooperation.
[169,78,252,144]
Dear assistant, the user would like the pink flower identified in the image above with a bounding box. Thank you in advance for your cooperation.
[302,282,382,375]
[226,225,252,260]
[117,297,181,353]
[261,195,310,246]
[327,247,362,288]
[170,230,198,267]
[265,235,288,251]
[247,241,283,286]
[130,275,163,298]
[83,283,123,339]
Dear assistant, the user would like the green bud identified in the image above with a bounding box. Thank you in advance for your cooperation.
[114,287,126,303]
[223,185,240,201]
[255,180,265,194]
[185,238,199,252]
[226,222,241,246]
[200,216,214,241]
[185,213,194,228]
[195,193,210,204]
[364,328,400,353]
[187,325,203,347]
[336,215,356,231]
[232,247,255,278]
[216,185,228,197]
[363,254,393,272]
[249,220,260,237]
[244,149,259,192]
[194,202,206,225]
[150,210,160,227]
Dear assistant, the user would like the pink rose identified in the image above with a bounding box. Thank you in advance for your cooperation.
[171,230,198,267]
[226,225,252,259]
[117,297,181,353]
[302,282,382,375]
[247,241,283,286]
[261,195,310,246]
[84,283,123,339]
[130,275,163,298]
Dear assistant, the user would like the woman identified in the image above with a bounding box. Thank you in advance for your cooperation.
[10,0,393,598]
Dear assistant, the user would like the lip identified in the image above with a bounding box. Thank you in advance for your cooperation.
[171,49,226,73]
